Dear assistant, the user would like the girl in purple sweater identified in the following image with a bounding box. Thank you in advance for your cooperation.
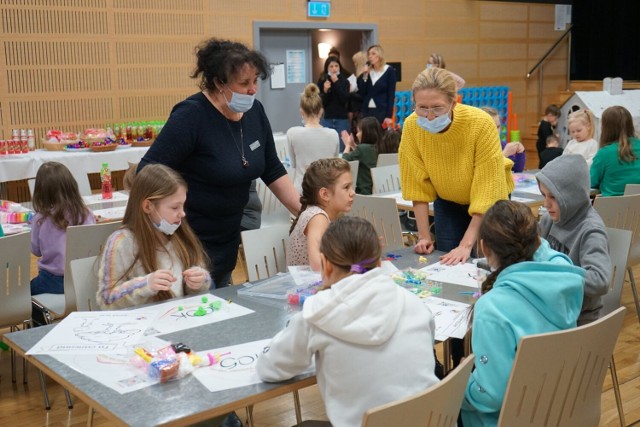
[30,162,95,295]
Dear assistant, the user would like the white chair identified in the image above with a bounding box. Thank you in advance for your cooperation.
[601,227,632,427]
[497,307,627,427]
[70,256,99,311]
[348,160,359,190]
[349,195,404,251]
[255,179,291,227]
[0,231,32,384]
[240,224,290,282]
[32,221,122,321]
[376,152,399,167]
[624,183,640,195]
[592,194,640,323]
[370,164,401,194]
[361,355,475,427]
[274,133,290,164]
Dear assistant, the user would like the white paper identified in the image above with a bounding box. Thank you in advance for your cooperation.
[270,63,286,89]
[92,206,127,220]
[82,191,129,205]
[193,339,311,393]
[286,50,306,84]
[513,173,542,196]
[288,265,322,287]
[28,311,154,355]
[423,297,470,341]
[130,294,254,336]
[420,262,482,289]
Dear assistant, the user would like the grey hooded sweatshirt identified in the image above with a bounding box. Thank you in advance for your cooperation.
[536,154,612,324]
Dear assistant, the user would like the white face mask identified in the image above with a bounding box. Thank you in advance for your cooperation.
[155,218,181,236]
[223,85,255,113]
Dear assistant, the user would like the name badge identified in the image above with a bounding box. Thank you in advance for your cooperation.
[249,140,261,151]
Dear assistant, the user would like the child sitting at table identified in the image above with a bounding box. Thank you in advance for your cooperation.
[481,106,525,172]
[536,154,612,324]
[341,116,382,195]
[259,216,439,427]
[563,109,598,167]
[461,200,584,427]
[539,134,563,169]
[287,158,354,271]
[30,161,95,295]
[97,164,211,309]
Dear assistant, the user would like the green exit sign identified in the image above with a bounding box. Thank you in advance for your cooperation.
[308,1,330,18]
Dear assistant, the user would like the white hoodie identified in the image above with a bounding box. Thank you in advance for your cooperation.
[256,268,439,427]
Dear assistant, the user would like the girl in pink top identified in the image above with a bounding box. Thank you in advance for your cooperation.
[286,158,355,271]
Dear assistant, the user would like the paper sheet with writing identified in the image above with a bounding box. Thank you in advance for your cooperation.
[424,297,470,341]
[27,311,154,355]
[130,293,254,336]
[420,262,482,289]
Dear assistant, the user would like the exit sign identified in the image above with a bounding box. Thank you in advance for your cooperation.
[308,1,330,18]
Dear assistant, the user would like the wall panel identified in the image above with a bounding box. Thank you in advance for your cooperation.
[0,0,568,148]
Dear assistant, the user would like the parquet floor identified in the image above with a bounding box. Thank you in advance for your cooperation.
[0,259,638,426]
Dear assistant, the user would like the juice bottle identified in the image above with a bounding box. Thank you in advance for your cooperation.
[100,162,113,200]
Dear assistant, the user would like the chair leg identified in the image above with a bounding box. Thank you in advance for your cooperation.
[38,370,51,410]
[293,390,303,425]
[22,319,30,384]
[9,325,17,383]
[64,388,74,409]
[626,267,640,323]
[610,356,626,427]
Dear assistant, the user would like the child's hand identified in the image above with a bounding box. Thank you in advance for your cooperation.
[183,267,207,290]
[148,269,176,292]
[503,143,518,157]
[515,142,525,153]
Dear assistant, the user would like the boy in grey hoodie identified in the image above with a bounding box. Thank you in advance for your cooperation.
[536,154,612,324]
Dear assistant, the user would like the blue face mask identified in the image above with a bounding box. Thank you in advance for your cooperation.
[155,218,181,236]
[223,86,255,113]
[417,112,452,134]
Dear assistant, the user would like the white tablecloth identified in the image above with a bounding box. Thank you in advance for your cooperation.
[0,147,148,182]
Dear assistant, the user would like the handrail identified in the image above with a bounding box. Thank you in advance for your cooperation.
[526,24,573,79]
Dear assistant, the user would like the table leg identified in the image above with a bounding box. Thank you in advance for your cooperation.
[442,339,452,375]
[245,405,254,427]
[87,406,94,427]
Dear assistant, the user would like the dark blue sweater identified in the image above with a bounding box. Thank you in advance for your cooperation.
[357,66,397,120]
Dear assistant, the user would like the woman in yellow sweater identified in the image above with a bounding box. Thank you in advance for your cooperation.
[399,68,514,265]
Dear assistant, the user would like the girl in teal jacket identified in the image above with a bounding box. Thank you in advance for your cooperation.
[461,200,585,426]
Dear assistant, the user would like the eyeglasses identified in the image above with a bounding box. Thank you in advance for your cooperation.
[415,105,450,117]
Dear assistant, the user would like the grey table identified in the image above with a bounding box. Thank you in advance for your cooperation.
[5,249,476,426]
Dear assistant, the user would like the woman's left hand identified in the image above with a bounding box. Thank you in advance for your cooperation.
[439,245,472,265]
[183,267,207,289]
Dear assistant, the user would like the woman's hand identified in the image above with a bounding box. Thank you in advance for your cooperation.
[439,245,472,265]
[183,267,207,290]
[323,80,331,93]
[414,238,435,254]
[148,269,177,292]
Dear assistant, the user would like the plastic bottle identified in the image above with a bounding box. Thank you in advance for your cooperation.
[100,162,113,200]
[27,129,35,151]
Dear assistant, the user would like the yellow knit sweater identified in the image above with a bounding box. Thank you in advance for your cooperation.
[399,104,514,215]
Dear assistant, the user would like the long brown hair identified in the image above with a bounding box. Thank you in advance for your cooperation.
[479,200,540,294]
[32,161,91,229]
[600,105,637,163]
[290,158,351,234]
[121,164,209,301]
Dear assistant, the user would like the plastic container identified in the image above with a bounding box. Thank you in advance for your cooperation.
[100,162,113,200]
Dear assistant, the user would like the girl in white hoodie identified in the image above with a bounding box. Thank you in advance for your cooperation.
[257,216,439,427]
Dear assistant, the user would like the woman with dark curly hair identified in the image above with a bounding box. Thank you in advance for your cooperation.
[139,38,300,289]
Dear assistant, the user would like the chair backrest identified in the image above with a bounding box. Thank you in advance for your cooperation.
[274,133,290,165]
[601,227,632,316]
[241,224,290,282]
[349,195,404,250]
[348,160,359,190]
[362,355,475,427]
[624,183,640,195]
[255,179,291,227]
[497,307,627,427]
[62,221,122,316]
[370,164,401,194]
[593,194,640,267]
[70,256,99,311]
[376,153,399,167]
[0,231,32,328]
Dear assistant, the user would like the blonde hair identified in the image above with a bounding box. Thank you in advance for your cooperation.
[567,109,595,139]
[352,51,368,70]
[300,83,323,117]
[428,53,446,69]
[121,164,209,301]
[367,45,385,69]
[411,67,457,103]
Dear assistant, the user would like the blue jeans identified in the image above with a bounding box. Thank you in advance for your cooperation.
[320,118,349,152]
[31,269,64,295]
[433,198,472,253]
